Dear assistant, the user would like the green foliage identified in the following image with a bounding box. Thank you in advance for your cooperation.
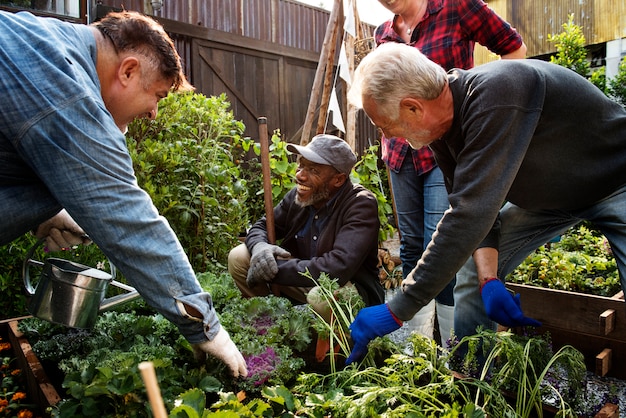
[607,56,626,107]
[208,271,312,394]
[0,234,39,319]
[241,130,297,225]
[0,350,40,417]
[18,269,314,416]
[458,330,585,418]
[548,14,626,109]
[18,312,200,417]
[548,14,590,77]
[351,143,395,242]
[126,92,252,269]
[590,66,607,94]
[508,224,620,296]
[177,330,585,417]
[305,272,366,373]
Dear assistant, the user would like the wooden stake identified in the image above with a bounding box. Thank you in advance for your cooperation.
[138,361,168,418]
[301,0,342,145]
[316,2,341,135]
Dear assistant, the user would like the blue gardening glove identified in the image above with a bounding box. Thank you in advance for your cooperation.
[481,278,541,328]
[345,304,403,365]
[246,242,291,288]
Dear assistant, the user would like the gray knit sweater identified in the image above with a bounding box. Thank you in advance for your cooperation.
[389,58,626,320]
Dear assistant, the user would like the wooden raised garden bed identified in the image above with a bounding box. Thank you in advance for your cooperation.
[509,283,626,379]
[0,317,61,417]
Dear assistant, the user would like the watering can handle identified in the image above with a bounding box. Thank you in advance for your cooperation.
[23,238,46,296]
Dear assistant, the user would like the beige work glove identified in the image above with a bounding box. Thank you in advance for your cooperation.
[192,327,248,378]
[35,209,92,251]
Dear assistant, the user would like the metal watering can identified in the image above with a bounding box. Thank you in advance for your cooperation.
[23,239,140,329]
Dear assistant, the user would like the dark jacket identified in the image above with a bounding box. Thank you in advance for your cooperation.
[246,181,384,306]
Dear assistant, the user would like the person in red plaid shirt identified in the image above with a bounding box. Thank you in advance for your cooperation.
[374,0,526,345]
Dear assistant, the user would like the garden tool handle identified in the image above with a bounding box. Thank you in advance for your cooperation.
[258,116,275,244]
[258,116,280,296]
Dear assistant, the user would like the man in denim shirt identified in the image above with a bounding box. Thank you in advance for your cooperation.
[0,10,246,377]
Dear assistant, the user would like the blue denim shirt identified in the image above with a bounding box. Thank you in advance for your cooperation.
[0,10,219,344]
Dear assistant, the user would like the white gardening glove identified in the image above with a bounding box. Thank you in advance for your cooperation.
[34,209,92,251]
[192,327,248,378]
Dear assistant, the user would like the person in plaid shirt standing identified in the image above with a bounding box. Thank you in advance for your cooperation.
[374,0,526,345]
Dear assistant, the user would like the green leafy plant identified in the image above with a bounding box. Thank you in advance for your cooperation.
[168,329,602,417]
[607,56,626,107]
[468,331,585,418]
[0,234,39,319]
[305,272,367,373]
[241,130,297,226]
[126,92,252,269]
[508,224,620,296]
[547,14,626,110]
[548,14,590,77]
[17,267,314,415]
[351,143,395,242]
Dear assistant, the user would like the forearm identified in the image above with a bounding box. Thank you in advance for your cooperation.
[501,42,527,59]
[474,247,499,288]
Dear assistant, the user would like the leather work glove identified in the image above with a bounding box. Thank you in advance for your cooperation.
[192,327,248,378]
[345,304,403,365]
[35,209,92,252]
[246,242,291,288]
[481,278,542,328]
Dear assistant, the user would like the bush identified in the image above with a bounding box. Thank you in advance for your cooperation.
[126,92,252,269]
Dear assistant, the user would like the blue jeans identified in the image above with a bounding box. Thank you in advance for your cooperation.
[454,183,626,342]
[389,158,455,306]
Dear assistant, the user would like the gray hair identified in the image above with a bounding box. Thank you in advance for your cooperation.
[348,42,448,120]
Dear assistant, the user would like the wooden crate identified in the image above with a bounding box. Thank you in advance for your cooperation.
[509,283,626,378]
[0,318,61,416]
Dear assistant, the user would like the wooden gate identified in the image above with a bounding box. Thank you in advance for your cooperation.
[192,37,318,143]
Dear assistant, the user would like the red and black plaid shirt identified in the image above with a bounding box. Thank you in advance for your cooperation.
[375,0,523,174]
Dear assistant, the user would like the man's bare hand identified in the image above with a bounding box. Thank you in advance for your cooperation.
[35,209,92,251]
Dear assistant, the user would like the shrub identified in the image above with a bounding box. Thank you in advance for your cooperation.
[126,92,251,269]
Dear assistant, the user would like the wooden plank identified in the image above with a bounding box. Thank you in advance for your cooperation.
[2,320,61,414]
[508,283,626,340]
[595,348,612,377]
[526,324,626,379]
[595,403,620,418]
[600,309,616,335]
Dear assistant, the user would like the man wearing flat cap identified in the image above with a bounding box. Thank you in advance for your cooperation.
[228,134,384,313]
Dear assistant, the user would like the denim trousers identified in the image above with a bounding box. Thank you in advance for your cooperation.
[453,183,626,342]
[389,158,455,306]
